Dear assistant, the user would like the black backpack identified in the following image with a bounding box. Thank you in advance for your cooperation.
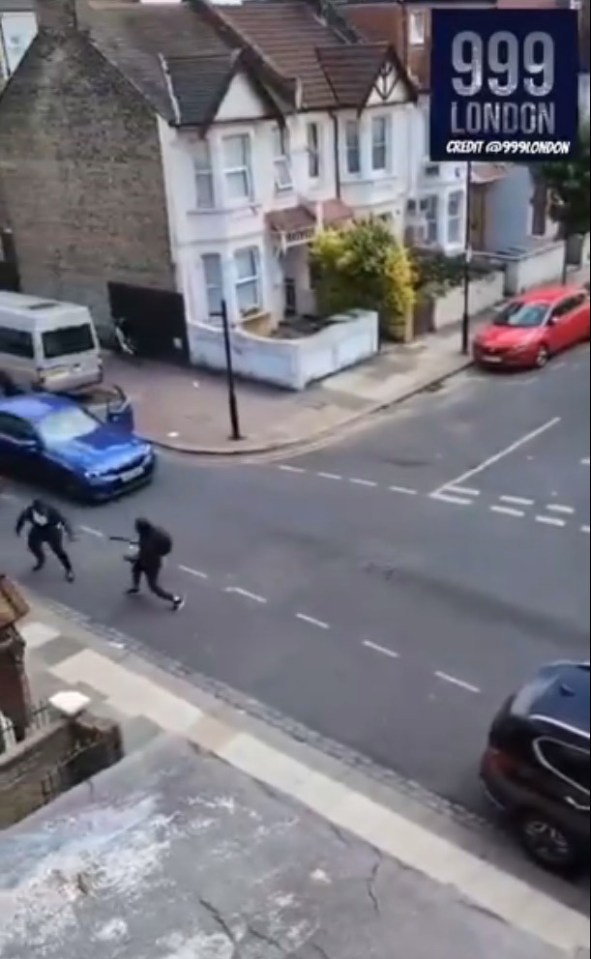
[152,527,172,557]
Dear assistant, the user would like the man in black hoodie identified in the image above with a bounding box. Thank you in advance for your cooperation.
[15,499,75,581]
[126,517,184,611]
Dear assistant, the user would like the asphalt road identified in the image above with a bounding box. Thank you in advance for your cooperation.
[1,344,589,887]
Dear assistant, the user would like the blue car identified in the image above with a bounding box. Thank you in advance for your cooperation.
[0,393,156,501]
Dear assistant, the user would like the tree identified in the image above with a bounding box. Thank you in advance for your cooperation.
[310,218,416,341]
[532,123,590,278]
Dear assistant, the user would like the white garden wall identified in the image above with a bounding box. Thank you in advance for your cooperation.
[188,309,379,391]
[432,271,505,329]
[503,241,565,295]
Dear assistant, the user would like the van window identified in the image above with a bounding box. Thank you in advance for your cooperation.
[42,324,95,359]
[0,326,35,359]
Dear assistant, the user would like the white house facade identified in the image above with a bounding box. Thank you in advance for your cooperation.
[157,51,424,338]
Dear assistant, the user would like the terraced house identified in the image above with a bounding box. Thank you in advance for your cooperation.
[0,0,423,359]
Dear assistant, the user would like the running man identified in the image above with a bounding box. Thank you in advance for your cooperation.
[122,518,184,611]
[15,498,75,581]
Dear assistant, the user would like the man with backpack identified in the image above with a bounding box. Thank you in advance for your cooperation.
[125,517,184,611]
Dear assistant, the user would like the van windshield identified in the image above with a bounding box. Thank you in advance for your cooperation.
[42,324,95,359]
[38,408,98,444]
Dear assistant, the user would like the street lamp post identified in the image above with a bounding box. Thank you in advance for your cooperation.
[461,160,473,356]
[219,299,242,442]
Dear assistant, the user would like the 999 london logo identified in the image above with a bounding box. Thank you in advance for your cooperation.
[430,10,579,162]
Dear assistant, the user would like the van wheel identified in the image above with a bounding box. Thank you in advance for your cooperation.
[518,811,580,873]
[0,372,19,396]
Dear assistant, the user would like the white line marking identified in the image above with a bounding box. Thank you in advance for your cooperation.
[581,525,590,534]
[79,525,105,539]
[432,416,561,495]
[349,477,377,488]
[581,457,589,466]
[0,490,19,501]
[363,640,399,660]
[435,671,481,694]
[317,472,342,480]
[178,565,209,580]
[500,495,534,506]
[278,464,306,474]
[448,486,480,497]
[430,492,473,506]
[296,613,330,630]
[535,515,566,528]
[546,504,575,515]
[490,505,525,518]
[225,586,267,604]
[388,485,418,496]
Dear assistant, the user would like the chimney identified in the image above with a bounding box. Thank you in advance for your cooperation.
[36,0,79,34]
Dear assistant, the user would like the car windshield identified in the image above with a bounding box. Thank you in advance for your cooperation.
[38,407,98,444]
[493,301,548,328]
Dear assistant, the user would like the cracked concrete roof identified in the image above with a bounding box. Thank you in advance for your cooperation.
[0,735,572,959]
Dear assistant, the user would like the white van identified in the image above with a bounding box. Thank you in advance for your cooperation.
[0,292,102,394]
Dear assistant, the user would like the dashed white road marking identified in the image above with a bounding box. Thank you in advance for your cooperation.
[317,471,342,481]
[278,464,306,474]
[500,495,534,506]
[490,505,525,518]
[581,457,590,466]
[178,565,209,580]
[535,514,566,528]
[363,640,399,660]
[388,485,417,496]
[435,671,481,694]
[225,586,267,604]
[580,525,590,535]
[546,504,575,515]
[0,490,19,502]
[430,492,473,506]
[432,416,561,495]
[296,613,330,630]
[79,525,105,539]
[349,477,377,488]
[448,486,480,497]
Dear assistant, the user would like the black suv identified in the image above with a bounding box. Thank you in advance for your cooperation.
[481,660,590,873]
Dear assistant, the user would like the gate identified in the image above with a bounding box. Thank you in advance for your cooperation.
[108,281,188,362]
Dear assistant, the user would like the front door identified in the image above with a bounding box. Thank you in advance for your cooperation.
[469,186,486,251]
[284,278,296,316]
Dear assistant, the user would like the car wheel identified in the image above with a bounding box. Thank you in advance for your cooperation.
[535,344,550,368]
[518,811,580,873]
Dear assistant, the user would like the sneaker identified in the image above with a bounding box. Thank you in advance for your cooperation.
[65,570,75,583]
[32,563,44,573]
[171,596,185,612]
[126,587,140,595]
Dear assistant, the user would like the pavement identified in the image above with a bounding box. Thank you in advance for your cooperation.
[0,340,589,916]
[1,598,588,958]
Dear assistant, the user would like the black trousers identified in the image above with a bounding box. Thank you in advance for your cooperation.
[131,558,174,602]
[28,527,72,573]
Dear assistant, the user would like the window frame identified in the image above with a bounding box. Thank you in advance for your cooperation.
[201,253,224,320]
[222,133,253,203]
[0,325,35,359]
[344,119,361,176]
[534,737,590,795]
[423,194,439,245]
[446,190,464,245]
[272,124,293,193]
[194,138,215,210]
[234,246,262,316]
[0,412,37,442]
[371,115,389,173]
[307,122,321,180]
[409,10,426,46]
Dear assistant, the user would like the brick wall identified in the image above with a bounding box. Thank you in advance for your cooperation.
[0,30,175,333]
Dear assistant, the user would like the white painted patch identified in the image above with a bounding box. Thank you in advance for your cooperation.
[546,504,575,515]
[430,492,473,506]
[0,490,19,501]
[435,671,480,694]
[581,525,590,535]
[79,525,105,538]
[316,471,342,480]
[349,477,377,487]
[278,464,306,474]
[535,515,566,528]
[224,586,267,604]
[490,505,525,518]
[388,485,417,495]
[581,457,589,466]
[296,613,330,630]
[178,565,209,580]
[499,495,534,506]
[447,486,480,497]
[362,640,399,660]
[167,431,180,438]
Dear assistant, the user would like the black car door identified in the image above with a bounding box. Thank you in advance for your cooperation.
[0,412,44,479]
[534,737,590,838]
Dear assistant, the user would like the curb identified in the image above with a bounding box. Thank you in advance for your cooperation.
[147,355,474,457]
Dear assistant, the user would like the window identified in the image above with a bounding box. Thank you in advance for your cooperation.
[0,326,34,358]
[223,134,252,202]
[234,247,261,315]
[409,10,426,46]
[42,324,95,360]
[493,302,548,328]
[345,120,361,175]
[38,408,98,445]
[272,125,292,192]
[536,739,590,793]
[194,139,215,209]
[0,413,35,441]
[307,122,321,179]
[202,254,223,319]
[371,116,389,172]
[423,195,439,244]
[447,191,463,245]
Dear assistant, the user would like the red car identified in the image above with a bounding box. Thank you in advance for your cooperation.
[473,285,590,370]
